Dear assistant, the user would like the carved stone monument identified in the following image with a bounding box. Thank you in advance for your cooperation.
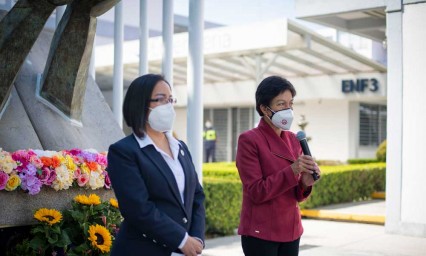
[0,0,124,227]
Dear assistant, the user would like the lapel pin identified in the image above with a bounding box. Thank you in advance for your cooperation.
[180,149,185,156]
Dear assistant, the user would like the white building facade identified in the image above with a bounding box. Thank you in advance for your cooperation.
[296,0,426,237]
[96,18,387,163]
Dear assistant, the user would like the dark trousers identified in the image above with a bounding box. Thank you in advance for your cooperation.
[241,235,300,256]
[205,145,216,162]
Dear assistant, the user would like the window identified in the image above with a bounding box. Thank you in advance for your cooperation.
[359,104,387,146]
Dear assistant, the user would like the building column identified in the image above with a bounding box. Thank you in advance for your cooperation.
[139,0,148,75]
[113,1,123,128]
[187,0,204,181]
[385,6,403,234]
[162,0,173,86]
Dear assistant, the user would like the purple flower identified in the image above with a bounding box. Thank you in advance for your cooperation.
[81,151,96,162]
[0,171,8,190]
[24,164,37,176]
[20,174,42,195]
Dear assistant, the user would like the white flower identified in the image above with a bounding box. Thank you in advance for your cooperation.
[88,171,105,190]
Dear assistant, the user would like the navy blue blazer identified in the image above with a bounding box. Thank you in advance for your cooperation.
[107,135,205,256]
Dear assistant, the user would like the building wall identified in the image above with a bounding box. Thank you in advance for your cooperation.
[294,100,350,162]
[401,2,426,229]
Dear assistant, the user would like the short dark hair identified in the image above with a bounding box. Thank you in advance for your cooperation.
[123,74,170,137]
[255,76,296,116]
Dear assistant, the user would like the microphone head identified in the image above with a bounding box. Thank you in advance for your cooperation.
[296,131,306,141]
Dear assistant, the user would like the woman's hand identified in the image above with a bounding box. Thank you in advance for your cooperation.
[301,163,321,187]
[181,236,203,256]
[291,155,321,187]
[291,155,316,176]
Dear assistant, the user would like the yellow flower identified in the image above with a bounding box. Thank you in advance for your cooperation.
[88,224,112,253]
[74,194,101,205]
[5,174,20,191]
[80,163,90,174]
[109,198,119,208]
[65,155,77,171]
[34,208,62,225]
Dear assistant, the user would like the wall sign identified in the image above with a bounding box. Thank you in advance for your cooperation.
[342,78,379,93]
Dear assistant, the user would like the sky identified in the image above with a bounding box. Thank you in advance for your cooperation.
[174,0,296,25]
[97,0,317,29]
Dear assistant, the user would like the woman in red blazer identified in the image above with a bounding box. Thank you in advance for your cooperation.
[236,76,321,256]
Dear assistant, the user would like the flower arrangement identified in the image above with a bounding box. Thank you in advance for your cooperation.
[8,194,122,256]
[0,148,110,195]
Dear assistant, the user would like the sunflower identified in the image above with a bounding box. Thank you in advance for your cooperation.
[88,224,112,253]
[109,198,119,208]
[34,208,62,225]
[74,194,101,205]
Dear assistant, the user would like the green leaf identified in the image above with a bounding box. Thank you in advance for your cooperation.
[47,233,58,244]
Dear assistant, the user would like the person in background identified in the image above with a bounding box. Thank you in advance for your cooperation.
[236,76,321,256]
[107,74,205,256]
[203,120,217,162]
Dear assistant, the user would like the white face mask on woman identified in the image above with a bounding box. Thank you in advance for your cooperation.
[148,103,176,132]
[267,107,294,130]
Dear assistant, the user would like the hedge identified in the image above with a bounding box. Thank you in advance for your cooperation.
[202,177,242,236]
[376,140,387,162]
[347,158,380,164]
[300,163,386,209]
[202,162,386,235]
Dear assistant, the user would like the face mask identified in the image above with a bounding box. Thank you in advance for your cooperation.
[148,103,176,132]
[267,107,294,130]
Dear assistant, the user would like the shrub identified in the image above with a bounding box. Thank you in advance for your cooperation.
[203,162,240,180]
[203,177,242,236]
[315,160,344,166]
[347,158,379,164]
[376,140,387,162]
[300,163,386,209]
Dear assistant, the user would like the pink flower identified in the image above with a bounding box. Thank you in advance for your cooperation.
[96,154,107,167]
[104,171,111,189]
[0,171,8,190]
[101,215,107,226]
[37,167,55,186]
[74,168,81,179]
[77,173,89,187]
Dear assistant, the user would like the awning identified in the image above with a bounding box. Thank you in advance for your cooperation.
[295,0,386,43]
[95,19,386,90]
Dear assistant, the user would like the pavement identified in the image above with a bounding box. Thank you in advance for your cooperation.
[202,199,426,256]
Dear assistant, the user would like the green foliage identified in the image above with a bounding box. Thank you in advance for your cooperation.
[8,196,122,256]
[203,162,240,180]
[63,200,121,255]
[315,160,344,166]
[376,140,387,162]
[300,163,386,209]
[347,158,380,164]
[7,239,35,256]
[202,177,242,236]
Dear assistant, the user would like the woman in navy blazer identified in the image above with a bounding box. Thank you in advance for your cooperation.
[236,76,321,256]
[108,74,205,256]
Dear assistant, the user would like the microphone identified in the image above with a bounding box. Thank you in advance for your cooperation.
[296,131,319,181]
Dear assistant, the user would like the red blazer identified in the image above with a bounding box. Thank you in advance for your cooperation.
[236,118,311,242]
